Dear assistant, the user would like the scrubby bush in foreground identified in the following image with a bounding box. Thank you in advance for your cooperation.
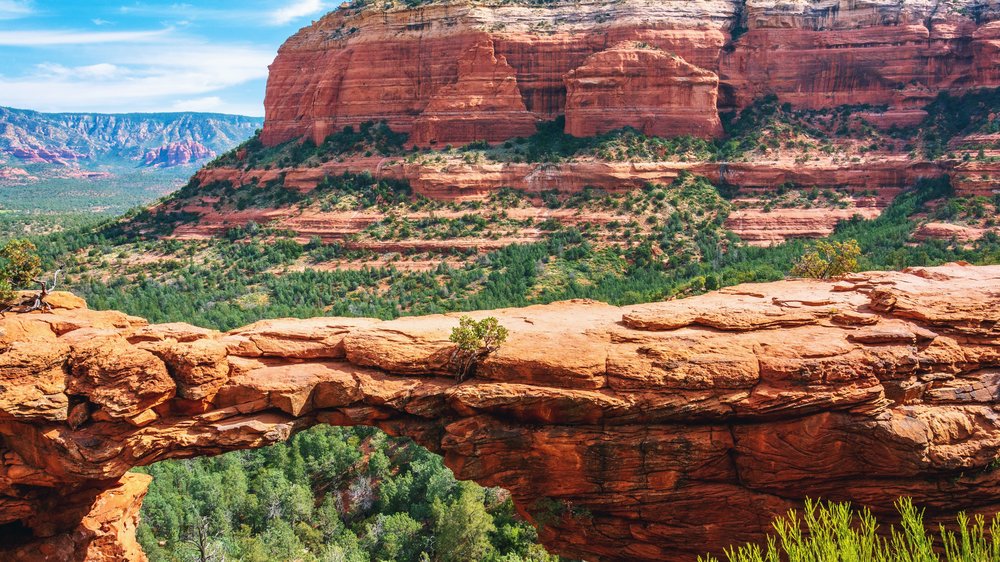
[700,498,1000,562]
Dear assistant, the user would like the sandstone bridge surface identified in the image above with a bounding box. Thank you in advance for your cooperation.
[1,263,999,561]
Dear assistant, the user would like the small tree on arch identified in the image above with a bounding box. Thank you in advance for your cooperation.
[0,240,64,315]
[0,239,41,305]
[449,316,509,382]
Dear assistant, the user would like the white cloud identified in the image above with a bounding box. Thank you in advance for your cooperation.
[0,28,171,46]
[113,2,333,27]
[92,18,112,26]
[270,0,326,25]
[0,0,33,21]
[0,38,272,115]
[35,62,129,80]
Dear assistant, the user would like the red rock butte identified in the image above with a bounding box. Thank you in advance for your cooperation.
[2,264,1000,561]
[261,0,1000,147]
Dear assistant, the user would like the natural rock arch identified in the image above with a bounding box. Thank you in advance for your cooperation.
[1,264,1000,561]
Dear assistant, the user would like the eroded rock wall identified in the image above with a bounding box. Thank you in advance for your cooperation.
[1,264,1000,561]
[261,0,1000,147]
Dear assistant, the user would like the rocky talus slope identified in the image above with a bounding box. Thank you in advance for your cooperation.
[1,264,999,561]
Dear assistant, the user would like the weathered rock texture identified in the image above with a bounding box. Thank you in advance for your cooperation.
[565,42,723,138]
[410,40,538,146]
[261,0,1000,147]
[193,153,939,201]
[2,264,1000,561]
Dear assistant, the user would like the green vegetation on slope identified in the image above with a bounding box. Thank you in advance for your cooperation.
[208,88,1000,176]
[913,88,1000,158]
[207,121,408,171]
[210,96,913,172]
[34,175,1000,331]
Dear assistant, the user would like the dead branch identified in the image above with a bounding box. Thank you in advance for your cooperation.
[1,269,62,316]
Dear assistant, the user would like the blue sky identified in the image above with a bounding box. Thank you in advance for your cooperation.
[0,1,336,116]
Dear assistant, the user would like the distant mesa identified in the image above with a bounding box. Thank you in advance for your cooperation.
[0,167,37,183]
[7,147,83,166]
[141,141,217,168]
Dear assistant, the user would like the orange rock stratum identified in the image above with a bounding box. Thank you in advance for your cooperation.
[2,264,1000,561]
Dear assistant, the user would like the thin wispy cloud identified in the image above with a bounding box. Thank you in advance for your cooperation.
[0,1,330,115]
[0,0,33,20]
[0,39,272,115]
[118,3,231,21]
[270,0,326,25]
[0,28,171,46]
[117,2,328,27]
[36,62,129,80]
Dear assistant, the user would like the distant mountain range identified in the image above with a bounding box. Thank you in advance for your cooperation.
[0,107,263,216]
[0,106,262,168]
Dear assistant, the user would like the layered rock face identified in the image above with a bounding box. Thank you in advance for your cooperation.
[261,0,1000,147]
[2,264,1000,561]
[193,153,938,201]
[410,40,538,146]
[261,1,735,145]
[565,42,723,138]
[721,1,978,111]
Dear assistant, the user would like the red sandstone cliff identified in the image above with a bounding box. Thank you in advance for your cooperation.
[260,0,1000,147]
[565,42,723,138]
[410,40,538,146]
[2,264,1000,561]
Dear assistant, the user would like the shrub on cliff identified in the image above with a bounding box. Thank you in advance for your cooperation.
[791,239,861,279]
[699,498,1000,562]
[918,88,1000,159]
[0,239,41,304]
[449,316,508,381]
